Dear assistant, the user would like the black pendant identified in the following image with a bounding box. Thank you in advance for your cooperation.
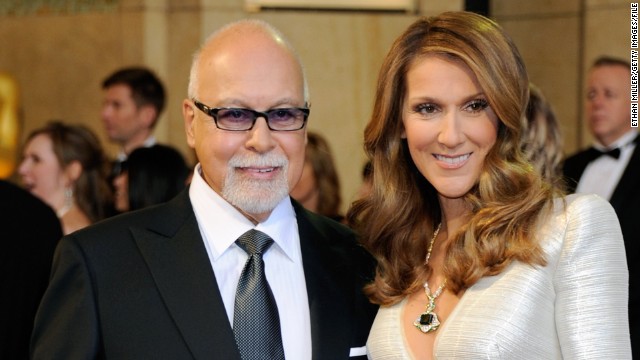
[420,313,435,325]
[414,311,441,333]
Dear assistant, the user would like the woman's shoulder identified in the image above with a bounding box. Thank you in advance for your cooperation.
[552,193,616,219]
[563,192,610,206]
[544,193,623,256]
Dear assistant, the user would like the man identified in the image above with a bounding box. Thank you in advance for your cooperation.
[563,56,639,356]
[100,66,166,175]
[31,20,377,359]
[0,180,62,360]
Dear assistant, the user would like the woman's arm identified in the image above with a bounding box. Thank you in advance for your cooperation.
[555,194,631,359]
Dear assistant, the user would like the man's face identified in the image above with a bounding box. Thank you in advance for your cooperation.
[586,65,631,146]
[183,34,307,222]
[101,84,149,148]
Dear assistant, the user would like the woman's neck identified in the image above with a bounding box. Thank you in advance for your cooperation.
[56,201,74,218]
[438,196,471,241]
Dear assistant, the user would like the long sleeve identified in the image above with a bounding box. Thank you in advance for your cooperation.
[554,194,631,359]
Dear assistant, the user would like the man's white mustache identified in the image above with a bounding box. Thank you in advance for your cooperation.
[228,153,288,168]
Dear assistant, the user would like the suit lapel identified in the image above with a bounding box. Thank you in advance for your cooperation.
[562,150,595,192]
[133,193,241,360]
[295,203,352,359]
[610,144,640,211]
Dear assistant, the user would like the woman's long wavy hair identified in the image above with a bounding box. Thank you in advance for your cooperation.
[26,121,112,222]
[347,12,557,306]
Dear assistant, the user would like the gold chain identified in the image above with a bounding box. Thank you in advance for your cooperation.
[414,223,447,333]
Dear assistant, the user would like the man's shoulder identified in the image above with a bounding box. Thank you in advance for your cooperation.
[70,191,192,244]
[304,209,353,233]
[561,148,593,181]
[0,180,55,217]
[293,202,373,264]
[0,180,62,241]
[294,203,355,242]
[563,147,591,164]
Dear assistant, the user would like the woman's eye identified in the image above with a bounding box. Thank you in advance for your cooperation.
[415,104,438,115]
[466,99,489,112]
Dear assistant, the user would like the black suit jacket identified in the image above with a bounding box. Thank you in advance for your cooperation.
[563,142,640,356]
[30,190,378,359]
[0,180,62,360]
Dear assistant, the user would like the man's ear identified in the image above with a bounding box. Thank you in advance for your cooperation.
[138,105,157,128]
[183,99,196,149]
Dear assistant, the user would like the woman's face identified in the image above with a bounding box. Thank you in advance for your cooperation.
[402,56,499,200]
[18,133,68,209]
[113,171,130,212]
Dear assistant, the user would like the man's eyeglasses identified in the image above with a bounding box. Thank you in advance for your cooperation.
[192,99,309,131]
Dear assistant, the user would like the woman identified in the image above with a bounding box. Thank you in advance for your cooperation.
[290,131,344,222]
[18,121,112,234]
[113,144,190,212]
[347,12,630,359]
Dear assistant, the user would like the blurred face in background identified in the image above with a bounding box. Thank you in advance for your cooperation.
[18,133,69,211]
[101,84,151,150]
[586,65,631,147]
[112,171,129,212]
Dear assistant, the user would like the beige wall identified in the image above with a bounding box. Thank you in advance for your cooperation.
[495,0,630,154]
[0,0,631,212]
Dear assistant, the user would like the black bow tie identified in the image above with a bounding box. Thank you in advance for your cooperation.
[584,135,640,163]
[586,147,620,162]
[597,147,621,159]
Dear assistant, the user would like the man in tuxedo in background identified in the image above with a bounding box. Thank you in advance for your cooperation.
[0,180,62,360]
[563,55,639,357]
[100,66,166,178]
[31,19,377,359]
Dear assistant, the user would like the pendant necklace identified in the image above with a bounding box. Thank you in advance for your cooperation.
[413,222,447,334]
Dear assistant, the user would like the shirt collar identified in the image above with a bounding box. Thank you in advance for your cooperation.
[593,130,638,151]
[189,163,298,262]
[116,136,157,161]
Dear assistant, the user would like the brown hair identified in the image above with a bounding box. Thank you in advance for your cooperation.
[25,121,112,222]
[102,67,166,128]
[348,12,557,305]
[305,132,342,218]
[523,83,565,186]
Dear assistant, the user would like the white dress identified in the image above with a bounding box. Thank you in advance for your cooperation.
[367,194,631,359]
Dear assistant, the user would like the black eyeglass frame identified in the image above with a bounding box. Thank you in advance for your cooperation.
[192,99,310,131]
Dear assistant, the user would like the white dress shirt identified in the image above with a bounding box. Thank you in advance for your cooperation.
[189,164,312,359]
[576,130,638,200]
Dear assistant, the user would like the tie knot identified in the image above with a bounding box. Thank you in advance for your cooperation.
[236,229,274,256]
